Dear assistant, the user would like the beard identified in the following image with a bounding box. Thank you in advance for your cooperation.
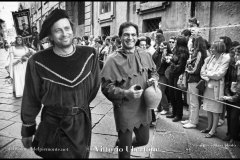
[54,36,73,49]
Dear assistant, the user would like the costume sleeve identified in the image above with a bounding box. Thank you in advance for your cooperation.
[207,54,230,80]
[101,78,126,106]
[21,57,42,137]
[88,48,101,103]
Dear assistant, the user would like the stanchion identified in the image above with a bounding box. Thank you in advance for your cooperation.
[158,82,240,110]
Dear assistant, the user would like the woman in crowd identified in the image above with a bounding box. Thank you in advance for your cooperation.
[200,41,230,138]
[183,36,207,128]
[146,36,156,56]
[136,36,147,50]
[221,45,240,145]
[136,35,157,127]
[218,36,232,127]
[166,35,189,122]
[152,41,172,115]
[8,36,36,98]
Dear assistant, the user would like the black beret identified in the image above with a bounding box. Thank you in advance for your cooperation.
[39,8,69,40]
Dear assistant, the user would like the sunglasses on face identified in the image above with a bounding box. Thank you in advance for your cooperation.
[169,41,175,43]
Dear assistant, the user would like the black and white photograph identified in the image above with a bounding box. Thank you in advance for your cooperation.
[0,1,240,159]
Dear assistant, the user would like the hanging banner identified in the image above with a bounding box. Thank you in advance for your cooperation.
[12,9,32,37]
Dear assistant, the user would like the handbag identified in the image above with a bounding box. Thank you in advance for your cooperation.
[196,79,206,93]
[177,72,187,90]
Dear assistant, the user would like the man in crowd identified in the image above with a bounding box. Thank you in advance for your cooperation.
[101,22,159,158]
[21,8,100,158]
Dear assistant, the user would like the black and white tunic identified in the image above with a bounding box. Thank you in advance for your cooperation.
[21,45,100,158]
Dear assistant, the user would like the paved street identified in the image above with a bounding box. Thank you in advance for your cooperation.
[0,48,240,158]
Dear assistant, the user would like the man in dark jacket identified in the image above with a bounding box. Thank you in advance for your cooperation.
[21,8,100,158]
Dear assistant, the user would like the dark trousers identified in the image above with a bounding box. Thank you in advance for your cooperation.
[226,104,240,140]
[158,75,169,111]
[118,124,150,159]
[168,75,183,117]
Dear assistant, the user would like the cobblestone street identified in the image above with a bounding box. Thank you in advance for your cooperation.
[0,49,240,158]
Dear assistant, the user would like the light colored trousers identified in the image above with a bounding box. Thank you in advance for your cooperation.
[187,82,199,125]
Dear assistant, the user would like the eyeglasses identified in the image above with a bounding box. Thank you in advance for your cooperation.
[169,41,175,43]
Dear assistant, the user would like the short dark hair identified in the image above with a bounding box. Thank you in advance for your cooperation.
[156,29,163,34]
[169,36,176,41]
[181,29,191,37]
[146,36,151,46]
[118,22,139,37]
[83,35,89,41]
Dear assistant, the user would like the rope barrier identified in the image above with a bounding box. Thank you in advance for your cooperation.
[158,81,240,110]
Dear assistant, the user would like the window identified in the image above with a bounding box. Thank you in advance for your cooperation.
[78,2,85,25]
[191,1,196,18]
[101,26,110,36]
[100,2,111,14]
[143,17,161,32]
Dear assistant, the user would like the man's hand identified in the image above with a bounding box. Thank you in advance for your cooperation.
[220,96,232,102]
[147,78,158,88]
[22,136,33,149]
[124,84,143,100]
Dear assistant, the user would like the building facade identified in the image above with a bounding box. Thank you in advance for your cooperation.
[19,2,65,33]
[19,1,240,43]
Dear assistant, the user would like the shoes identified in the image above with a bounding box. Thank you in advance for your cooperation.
[181,120,189,124]
[229,139,238,148]
[172,116,182,122]
[223,135,231,141]
[200,129,210,133]
[217,119,224,127]
[183,123,196,129]
[205,132,216,138]
[166,114,175,118]
[160,110,168,115]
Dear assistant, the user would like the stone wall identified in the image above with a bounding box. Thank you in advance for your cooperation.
[71,2,240,44]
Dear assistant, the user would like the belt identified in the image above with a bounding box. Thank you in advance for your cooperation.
[44,106,84,116]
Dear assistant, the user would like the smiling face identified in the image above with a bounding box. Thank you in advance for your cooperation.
[49,18,73,48]
[121,26,138,51]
